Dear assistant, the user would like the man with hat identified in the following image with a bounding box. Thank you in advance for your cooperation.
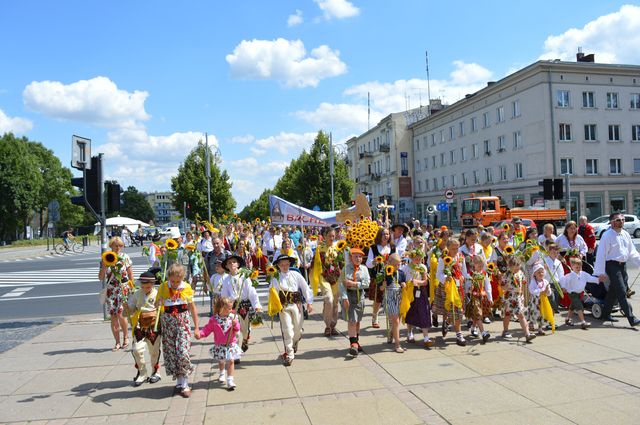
[127,271,162,387]
[220,254,262,353]
[269,253,314,366]
[391,223,409,257]
[511,216,526,247]
[339,247,370,356]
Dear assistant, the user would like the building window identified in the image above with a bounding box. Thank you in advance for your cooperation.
[515,163,523,179]
[473,170,480,185]
[441,176,447,188]
[462,172,468,186]
[459,121,465,137]
[433,178,438,191]
[450,150,455,164]
[451,174,456,187]
[607,92,619,109]
[609,158,622,175]
[499,165,507,181]
[498,135,506,152]
[582,91,595,108]
[483,112,490,128]
[496,106,505,123]
[385,155,390,172]
[512,100,521,117]
[440,153,445,166]
[513,131,522,149]
[430,134,436,146]
[471,117,478,132]
[440,130,445,143]
[485,168,493,183]
[584,124,597,141]
[557,90,570,107]
[461,146,467,161]
[560,158,573,175]
[634,159,640,174]
[608,124,621,141]
[449,126,455,141]
[423,157,428,170]
[432,155,436,168]
[631,93,640,109]
[417,180,422,192]
[415,159,421,172]
[632,125,640,141]
[425,179,430,191]
[472,143,479,159]
[559,123,572,141]
[483,139,491,155]
[586,159,598,175]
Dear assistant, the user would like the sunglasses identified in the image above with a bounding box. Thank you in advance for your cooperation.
[612,218,624,223]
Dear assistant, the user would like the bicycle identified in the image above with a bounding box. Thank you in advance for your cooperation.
[54,240,84,255]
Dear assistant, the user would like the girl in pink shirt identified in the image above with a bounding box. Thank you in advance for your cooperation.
[198,296,241,390]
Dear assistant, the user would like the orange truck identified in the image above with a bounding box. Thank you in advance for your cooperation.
[460,195,566,230]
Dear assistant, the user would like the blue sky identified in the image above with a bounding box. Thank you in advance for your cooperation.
[1,1,639,209]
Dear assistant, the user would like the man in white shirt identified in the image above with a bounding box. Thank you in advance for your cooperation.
[391,223,409,257]
[594,212,640,326]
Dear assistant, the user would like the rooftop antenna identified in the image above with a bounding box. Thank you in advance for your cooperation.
[367,91,370,130]
[425,50,432,114]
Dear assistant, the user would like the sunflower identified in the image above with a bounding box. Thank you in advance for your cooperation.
[309,235,318,241]
[233,213,238,218]
[250,269,259,280]
[442,248,449,256]
[255,218,261,223]
[385,265,395,276]
[336,240,347,250]
[526,240,533,246]
[531,246,540,253]
[505,245,515,255]
[165,238,179,250]
[375,255,384,264]
[487,262,496,272]
[266,265,277,275]
[502,223,510,231]
[443,256,453,266]
[102,251,117,267]
[185,243,196,251]
[360,214,365,220]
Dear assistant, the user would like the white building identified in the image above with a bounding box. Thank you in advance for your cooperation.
[411,56,640,224]
[145,191,179,225]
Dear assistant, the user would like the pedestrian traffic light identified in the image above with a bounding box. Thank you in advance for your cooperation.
[106,182,121,213]
[70,155,101,213]
[538,179,553,200]
[553,178,563,200]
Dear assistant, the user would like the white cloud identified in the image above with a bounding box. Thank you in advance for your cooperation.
[225,38,347,88]
[314,0,360,19]
[102,129,214,162]
[449,60,493,85]
[287,9,304,27]
[254,131,317,154]
[230,157,259,170]
[0,108,33,134]
[540,5,640,64]
[23,76,150,129]
[293,102,376,134]
[250,147,267,156]
[230,134,255,144]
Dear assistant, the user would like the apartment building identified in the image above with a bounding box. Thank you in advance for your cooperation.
[145,191,179,225]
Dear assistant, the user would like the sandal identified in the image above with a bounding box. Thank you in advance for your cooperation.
[112,343,121,352]
[122,338,130,350]
[394,346,406,353]
[324,327,331,337]
[372,322,380,329]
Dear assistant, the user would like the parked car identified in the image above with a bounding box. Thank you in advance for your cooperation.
[591,214,640,239]
[492,218,538,237]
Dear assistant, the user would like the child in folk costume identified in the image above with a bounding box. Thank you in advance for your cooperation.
[269,254,314,366]
[208,259,226,316]
[220,255,262,353]
[383,253,407,353]
[128,271,162,387]
[542,243,565,312]
[339,248,370,356]
[400,249,434,349]
[500,256,536,342]
[156,263,200,398]
[311,227,344,337]
[560,257,598,329]
[528,264,553,335]
[434,239,468,346]
[197,296,241,391]
[428,230,450,327]
[365,227,395,329]
[466,256,493,343]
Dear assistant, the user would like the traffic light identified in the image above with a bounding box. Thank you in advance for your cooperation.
[553,178,563,200]
[70,156,101,213]
[106,182,121,213]
[539,179,553,200]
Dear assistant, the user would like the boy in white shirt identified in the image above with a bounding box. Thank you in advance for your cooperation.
[542,243,564,312]
[559,257,599,329]
[208,259,226,316]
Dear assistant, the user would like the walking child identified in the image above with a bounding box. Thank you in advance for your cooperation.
[528,264,553,335]
[197,296,241,390]
[434,239,468,346]
[383,253,406,353]
[465,256,492,343]
[339,248,370,356]
[400,249,434,349]
[500,256,536,342]
[560,257,598,329]
[208,259,226,316]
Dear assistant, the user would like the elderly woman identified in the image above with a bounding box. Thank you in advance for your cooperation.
[99,236,134,351]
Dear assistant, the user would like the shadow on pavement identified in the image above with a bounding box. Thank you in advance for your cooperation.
[44,348,112,355]
[0,320,57,329]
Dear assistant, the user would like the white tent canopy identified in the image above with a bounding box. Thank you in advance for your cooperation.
[94,216,150,233]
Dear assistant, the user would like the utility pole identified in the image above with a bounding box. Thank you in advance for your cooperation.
[564,173,571,222]
[329,132,335,211]
[205,133,212,222]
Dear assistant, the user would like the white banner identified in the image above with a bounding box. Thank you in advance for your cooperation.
[269,195,350,226]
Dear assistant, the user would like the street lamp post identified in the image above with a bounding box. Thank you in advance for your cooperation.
[329,132,334,211]
[205,133,221,223]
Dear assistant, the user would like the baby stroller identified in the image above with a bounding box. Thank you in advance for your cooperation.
[582,276,620,319]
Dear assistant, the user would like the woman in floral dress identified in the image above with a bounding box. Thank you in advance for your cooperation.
[98,236,133,351]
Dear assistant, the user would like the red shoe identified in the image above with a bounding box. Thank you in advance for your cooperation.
[372,322,380,329]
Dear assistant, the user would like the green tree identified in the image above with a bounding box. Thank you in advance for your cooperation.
[120,186,155,223]
[171,141,235,221]
[239,189,272,222]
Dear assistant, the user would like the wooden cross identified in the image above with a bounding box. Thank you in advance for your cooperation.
[377,198,392,228]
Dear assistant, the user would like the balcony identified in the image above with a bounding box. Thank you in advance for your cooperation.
[379,143,390,153]
[344,157,352,166]
[370,172,381,181]
[359,151,373,159]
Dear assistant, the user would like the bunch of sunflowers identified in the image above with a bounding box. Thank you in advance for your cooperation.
[344,217,379,249]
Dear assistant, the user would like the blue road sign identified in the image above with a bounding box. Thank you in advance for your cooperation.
[436,202,449,212]
[312,205,321,211]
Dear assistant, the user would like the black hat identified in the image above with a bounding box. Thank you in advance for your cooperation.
[151,234,162,242]
[221,254,245,271]
[391,223,410,234]
[274,254,296,267]
[139,271,156,282]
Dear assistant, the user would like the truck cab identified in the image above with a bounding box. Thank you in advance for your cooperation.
[461,196,503,228]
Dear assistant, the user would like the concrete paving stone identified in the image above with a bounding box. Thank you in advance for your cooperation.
[50,349,128,369]
[29,323,112,344]
[582,357,640,388]
[0,371,39,395]
[548,393,640,425]
[45,419,68,425]
[63,418,88,425]
[413,377,537,420]
[0,354,60,373]
[303,393,423,425]
[448,407,574,425]
[0,391,86,422]
[284,348,361,372]
[289,365,384,397]
[206,370,297,406]
[492,367,624,406]
[204,400,310,425]
[452,347,555,376]
[586,333,640,356]
[1,339,107,358]
[526,338,629,364]
[13,365,112,395]
[381,356,479,386]
[216,353,289,378]
[365,343,449,363]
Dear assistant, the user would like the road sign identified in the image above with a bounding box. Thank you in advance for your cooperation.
[444,188,455,199]
[446,198,454,204]
[436,202,449,211]
[312,205,320,211]
[71,135,91,170]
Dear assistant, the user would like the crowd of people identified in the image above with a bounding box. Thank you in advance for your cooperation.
[97,212,640,398]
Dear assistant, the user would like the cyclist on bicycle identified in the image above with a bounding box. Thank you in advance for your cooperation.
[61,228,75,249]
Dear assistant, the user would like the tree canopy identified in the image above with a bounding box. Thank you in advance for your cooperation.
[119,186,155,223]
